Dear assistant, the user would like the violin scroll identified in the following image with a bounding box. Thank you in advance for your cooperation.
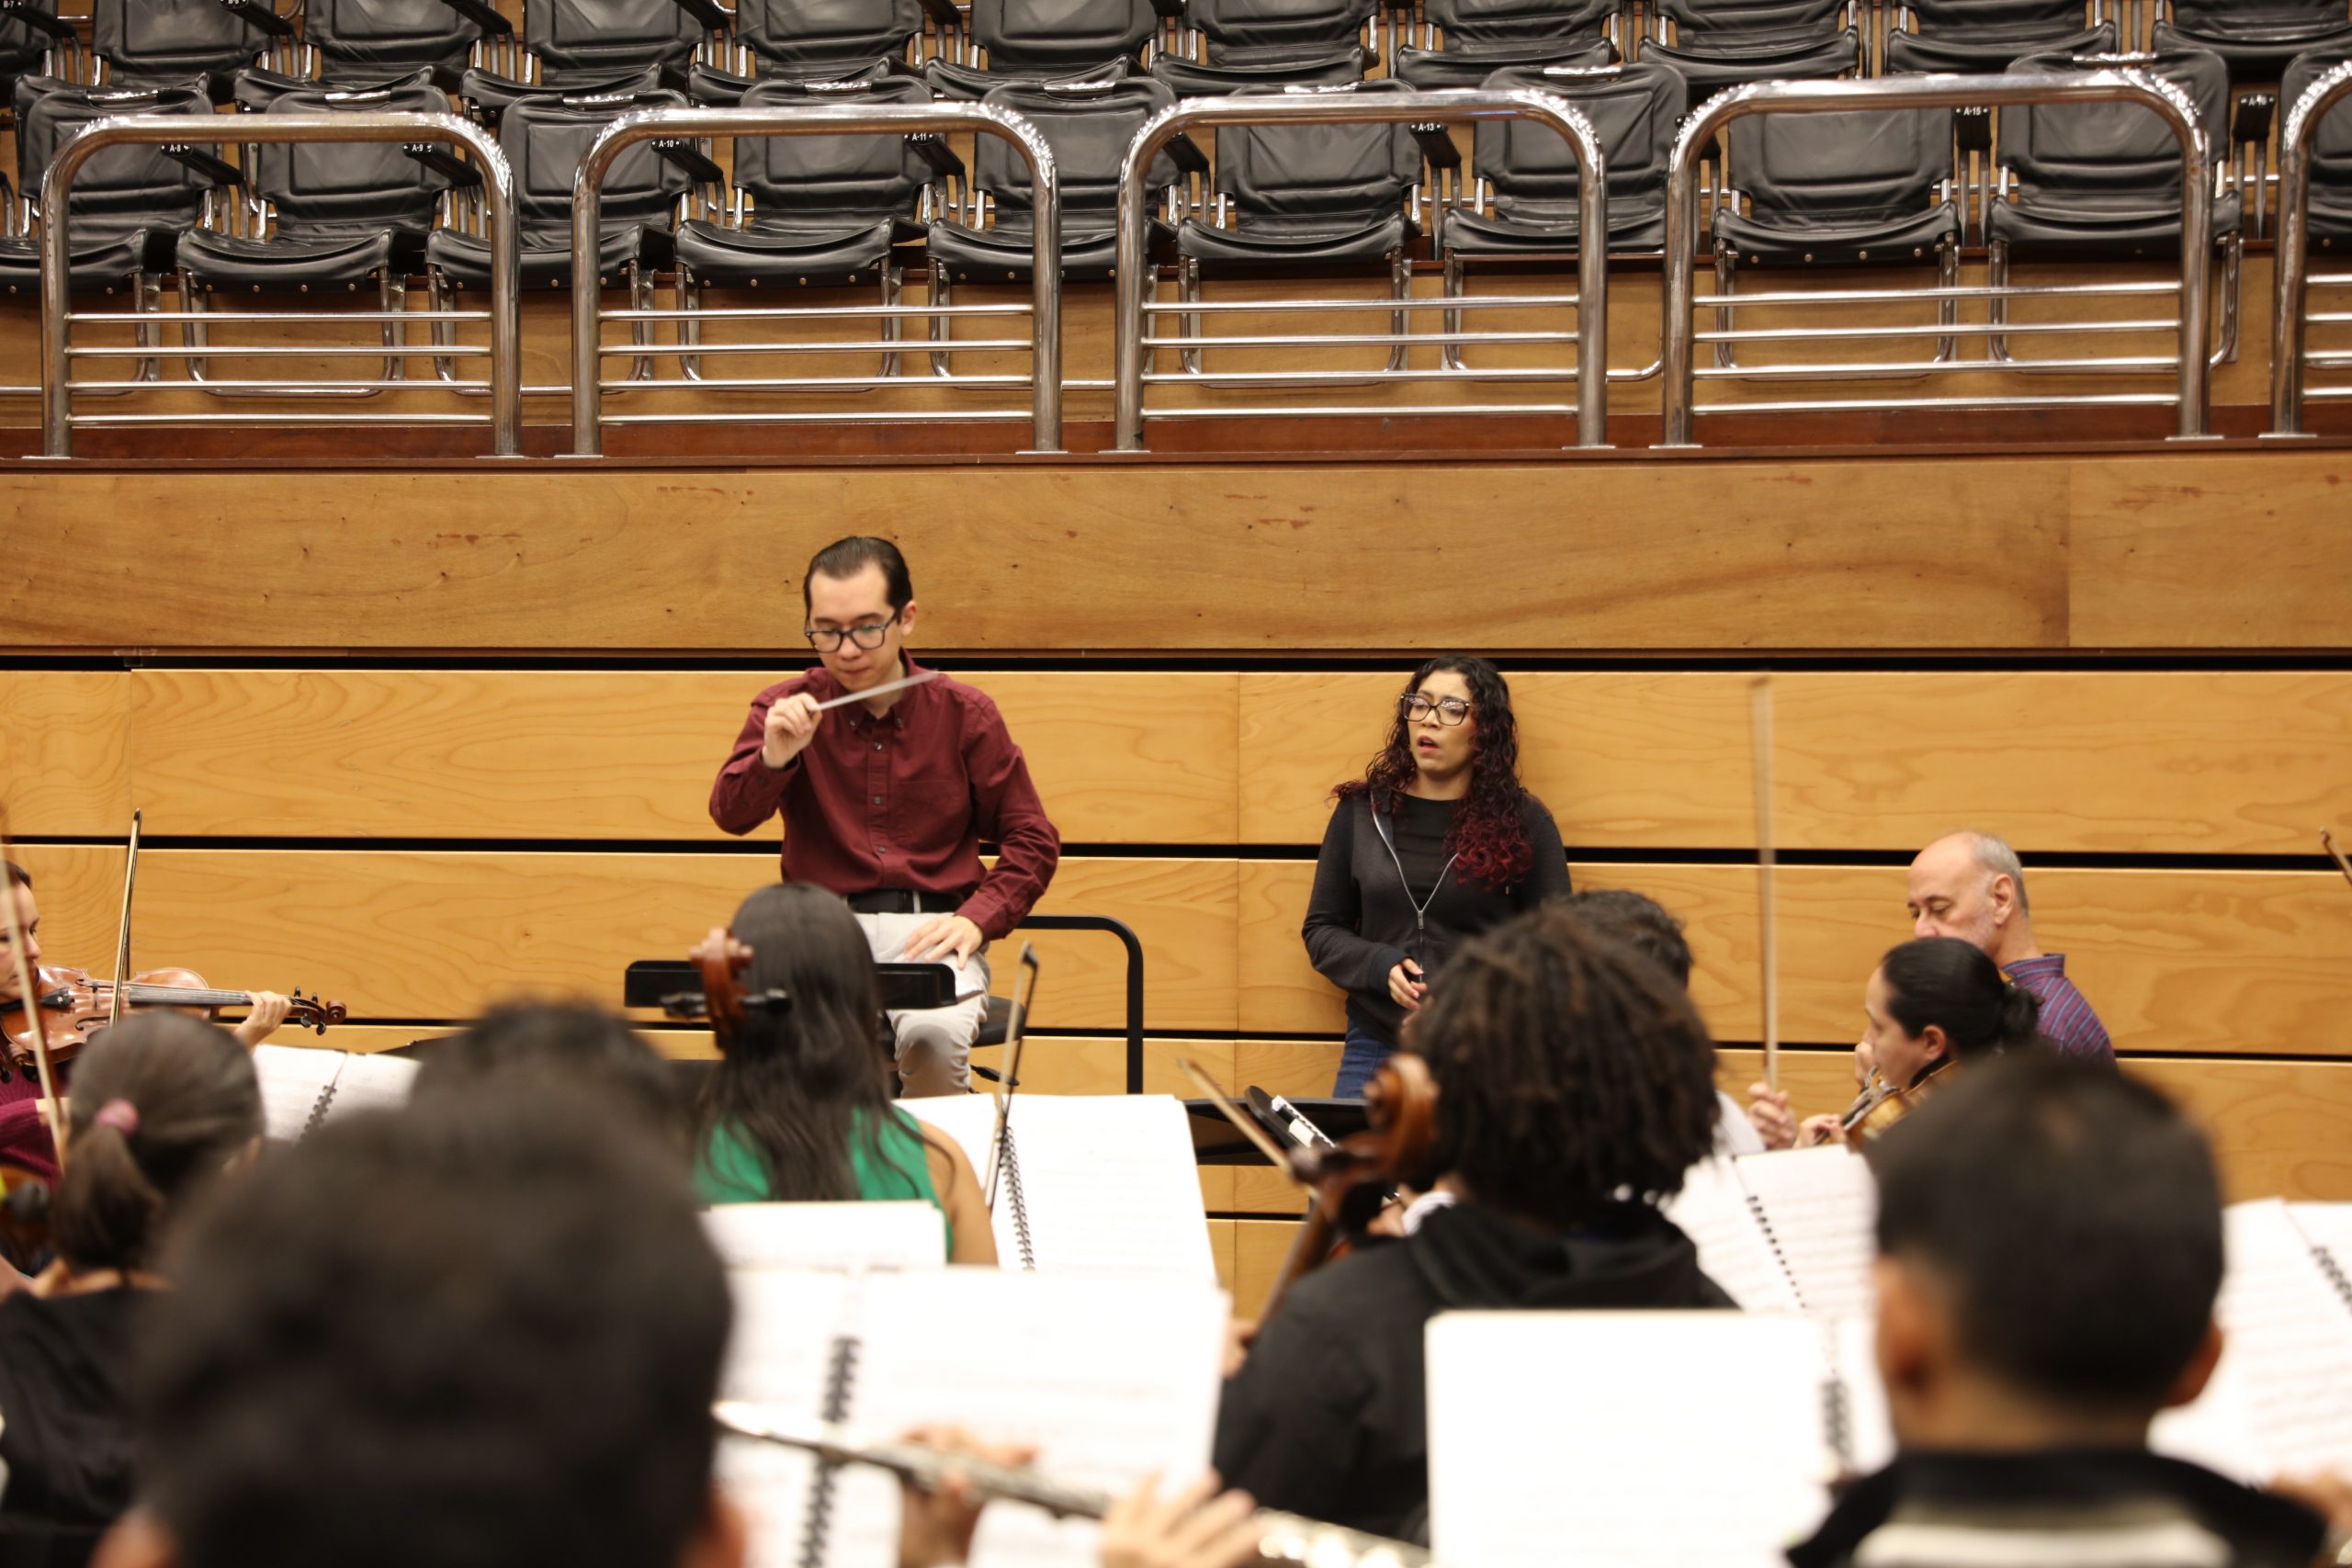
[689,928,757,1043]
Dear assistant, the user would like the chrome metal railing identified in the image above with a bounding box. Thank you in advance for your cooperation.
[37,110,520,457]
[1660,69,2218,446]
[1111,87,1611,452]
[567,102,1063,456]
[2268,59,2352,438]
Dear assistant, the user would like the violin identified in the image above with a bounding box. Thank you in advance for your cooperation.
[1257,1052,1440,1321]
[5,964,345,1075]
[1838,1059,1952,1147]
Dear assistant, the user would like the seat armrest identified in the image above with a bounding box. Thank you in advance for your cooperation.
[1165,130,1210,176]
[433,0,516,35]
[0,1,76,40]
[910,133,968,182]
[2233,92,2276,151]
[664,0,731,31]
[405,144,485,186]
[1409,120,1460,173]
[162,143,245,186]
[212,0,296,37]
[1955,104,1991,157]
[652,137,727,186]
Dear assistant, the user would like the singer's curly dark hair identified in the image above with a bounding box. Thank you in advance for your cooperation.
[1333,655,1533,889]
[1407,904,1721,1229]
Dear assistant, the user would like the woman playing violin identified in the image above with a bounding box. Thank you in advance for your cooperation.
[0,1012,262,1529]
[1215,904,1730,1541]
[1747,935,2046,1150]
[689,883,995,1267]
[2,863,290,1183]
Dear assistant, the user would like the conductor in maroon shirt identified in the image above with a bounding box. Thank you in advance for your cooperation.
[709,536,1061,1097]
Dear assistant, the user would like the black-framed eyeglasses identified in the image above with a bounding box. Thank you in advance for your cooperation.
[1400,694,1472,727]
[804,619,896,652]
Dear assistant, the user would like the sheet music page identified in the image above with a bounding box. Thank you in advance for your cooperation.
[854,1269,1230,1568]
[1732,1145,1879,1321]
[913,1096,1219,1282]
[1428,1311,1840,1568]
[703,1202,946,1273]
[319,1051,420,1123]
[2288,1203,2352,1287]
[1827,1316,1894,1476]
[1663,1155,1803,1314]
[249,1045,345,1141]
[716,1269,894,1568]
[2158,1199,2352,1478]
[716,1267,1228,1568]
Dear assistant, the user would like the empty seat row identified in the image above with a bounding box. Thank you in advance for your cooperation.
[5,1,2345,141]
[6,38,2299,319]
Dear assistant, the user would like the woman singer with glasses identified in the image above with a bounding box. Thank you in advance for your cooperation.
[1303,657,1573,1097]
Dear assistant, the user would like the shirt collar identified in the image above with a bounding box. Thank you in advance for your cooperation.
[2004,953,2067,979]
[831,656,930,732]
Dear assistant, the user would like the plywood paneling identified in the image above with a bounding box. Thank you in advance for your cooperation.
[126,669,1239,843]
[0,673,129,836]
[2071,457,2352,649]
[0,459,2069,651]
[1239,671,2352,855]
[1239,859,2352,1055]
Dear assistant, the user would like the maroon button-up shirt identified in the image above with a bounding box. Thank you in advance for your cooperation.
[708,659,1060,942]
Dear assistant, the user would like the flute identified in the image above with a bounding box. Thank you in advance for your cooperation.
[713,1402,1430,1568]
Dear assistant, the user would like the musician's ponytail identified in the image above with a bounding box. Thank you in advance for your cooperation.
[1995,980,2043,1054]
[51,1012,263,1273]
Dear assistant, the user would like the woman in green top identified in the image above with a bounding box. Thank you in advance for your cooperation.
[690,884,996,1266]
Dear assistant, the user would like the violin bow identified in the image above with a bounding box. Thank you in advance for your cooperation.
[2324,829,2352,893]
[107,809,141,1030]
[1749,674,1781,1092]
[981,943,1040,1214]
[0,811,68,1168]
[1176,1056,1295,1172]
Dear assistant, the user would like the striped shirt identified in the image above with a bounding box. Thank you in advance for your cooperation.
[1790,1451,2326,1568]
[2005,953,2113,1066]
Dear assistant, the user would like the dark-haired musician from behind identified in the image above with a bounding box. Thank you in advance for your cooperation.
[1793,1054,2350,1568]
[708,537,1060,1099]
[0,1013,261,1530]
[1216,904,1729,1540]
[1302,656,1572,1098]
[688,884,996,1268]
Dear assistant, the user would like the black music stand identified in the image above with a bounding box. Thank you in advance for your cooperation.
[622,958,958,1014]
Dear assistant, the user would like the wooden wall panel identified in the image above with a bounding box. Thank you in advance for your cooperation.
[1230,1219,1304,1320]
[124,851,1237,1031]
[2071,456,2352,650]
[124,669,1238,843]
[0,673,128,836]
[0,460,2072,652]
[2127,1058,2352,1203]
[1238,859,2352,1055]
[1239,671,2352,855]
[7,844,126,966]
[63,664,2343,852]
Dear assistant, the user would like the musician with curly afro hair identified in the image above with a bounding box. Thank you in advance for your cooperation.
[1216,904,1732,1541]
[1302,656,1574,1096]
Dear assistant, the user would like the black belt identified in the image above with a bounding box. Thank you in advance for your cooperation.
[844,888,971,916]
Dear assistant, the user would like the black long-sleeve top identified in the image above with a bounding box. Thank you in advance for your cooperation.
[1300,790,1574,1047]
